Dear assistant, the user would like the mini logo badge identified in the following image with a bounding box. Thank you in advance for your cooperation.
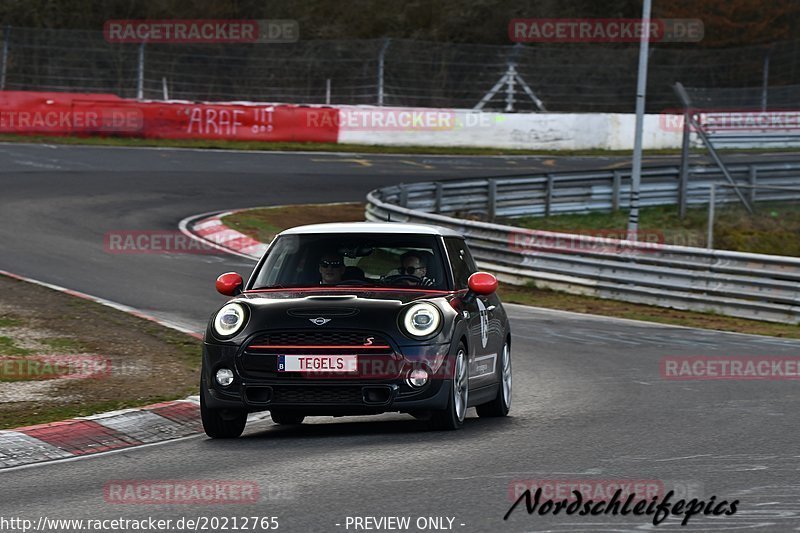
[309,317,331,325]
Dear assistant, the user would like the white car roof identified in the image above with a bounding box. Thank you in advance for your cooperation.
[279,222,464,237]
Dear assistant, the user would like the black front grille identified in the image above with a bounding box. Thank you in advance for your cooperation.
[249,330,389,347]
[239,330,399,380]
[271,385,363,404]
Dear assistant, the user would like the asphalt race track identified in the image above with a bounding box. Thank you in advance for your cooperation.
[1,142,800,531]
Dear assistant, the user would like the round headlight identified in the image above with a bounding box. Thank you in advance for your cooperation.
[401,302,442,338]
[213,303,247,338]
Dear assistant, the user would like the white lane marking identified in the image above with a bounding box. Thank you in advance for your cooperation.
[12,160,63,170]
[0,270,201,338]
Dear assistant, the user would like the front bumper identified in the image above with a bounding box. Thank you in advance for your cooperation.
[202,340,453,414]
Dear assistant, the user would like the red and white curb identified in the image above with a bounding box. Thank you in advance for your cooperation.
[181,210,267,260]
[0,398,201,468]
[0,270,208,468]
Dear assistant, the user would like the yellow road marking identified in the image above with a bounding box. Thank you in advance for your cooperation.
[397,160,436,169]
[311,158,374,167]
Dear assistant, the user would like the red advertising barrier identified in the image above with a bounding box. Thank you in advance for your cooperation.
[0,91,338,143]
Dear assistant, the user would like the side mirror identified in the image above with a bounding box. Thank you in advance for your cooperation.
[216,272,243,296]
[467,272,498,296]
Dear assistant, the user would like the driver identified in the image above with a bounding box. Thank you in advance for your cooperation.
[398,251,435,287]
[318,251,346,285]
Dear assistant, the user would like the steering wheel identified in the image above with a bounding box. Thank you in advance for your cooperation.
[337,279,371,285]
[382,274,423,285]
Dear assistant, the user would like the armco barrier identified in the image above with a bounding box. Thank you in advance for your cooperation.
[366,164,800,324]
[0,91,338,142]
[379,161,800,220]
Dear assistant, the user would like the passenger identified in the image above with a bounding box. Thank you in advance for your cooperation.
[318,252,346,285]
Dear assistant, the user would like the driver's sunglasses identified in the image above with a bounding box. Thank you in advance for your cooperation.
[401,266,426,275]
[319,260,344,268]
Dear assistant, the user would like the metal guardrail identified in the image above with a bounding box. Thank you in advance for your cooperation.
[366,162,800,324]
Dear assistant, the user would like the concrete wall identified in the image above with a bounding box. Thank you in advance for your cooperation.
[336,106,690,150]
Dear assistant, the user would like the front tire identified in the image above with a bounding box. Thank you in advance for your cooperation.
[431,343,469,430]
[476,341,511,418]
[200,385,247,438]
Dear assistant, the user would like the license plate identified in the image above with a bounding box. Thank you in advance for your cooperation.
[278,355,358,373]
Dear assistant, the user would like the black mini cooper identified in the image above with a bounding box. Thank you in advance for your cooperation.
[201,222,512,438]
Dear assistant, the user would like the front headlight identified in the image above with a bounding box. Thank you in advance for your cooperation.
[401,302,442,338]
[213,302,247,338]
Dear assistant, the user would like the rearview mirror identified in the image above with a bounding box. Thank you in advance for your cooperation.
[216,272,243,296]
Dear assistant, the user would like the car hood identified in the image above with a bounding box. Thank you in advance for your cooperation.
[240,288,451,305]
[209,288,458,347]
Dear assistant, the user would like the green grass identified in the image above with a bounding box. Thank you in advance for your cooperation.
[38,337,90,352]
[0,336,33,357]
[0,316,21,328]
[508,201,800,256]
[222,203,366,243]
[224,212,283,243]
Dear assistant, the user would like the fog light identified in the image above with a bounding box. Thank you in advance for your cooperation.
[215,368,234,387]
[406,368,429,388]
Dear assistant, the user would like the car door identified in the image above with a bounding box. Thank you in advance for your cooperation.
[443,237,499,388]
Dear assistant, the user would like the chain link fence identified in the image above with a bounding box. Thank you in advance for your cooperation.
[2,26,800,112]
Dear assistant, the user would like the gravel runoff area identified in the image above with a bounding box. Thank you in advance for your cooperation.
[0,274,202,429]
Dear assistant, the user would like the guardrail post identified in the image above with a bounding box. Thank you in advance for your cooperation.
[377,38,391,106]
[487,179,497,222]
[748,166,758,205]
[434,182,443,213]
[545,174,554,217]
[136,41,145,100]
[706,184,715,249]
[0,25,10,91]
[678,110,691,219]
[399,184,408,207]
[612,171,621,211]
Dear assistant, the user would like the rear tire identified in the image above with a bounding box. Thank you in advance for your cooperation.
[476,341,511,418]
[270,411,305,425]
[200,386,247,438]
[431,343,469,430]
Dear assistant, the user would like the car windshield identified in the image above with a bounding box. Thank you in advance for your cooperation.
[250,233,449,290]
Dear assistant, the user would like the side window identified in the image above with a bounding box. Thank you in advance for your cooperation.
[444,237,477,290]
